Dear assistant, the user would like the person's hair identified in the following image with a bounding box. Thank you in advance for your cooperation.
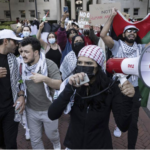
[0,39,4,45]
[47,32,57,43]
[21,37,41,53]
[83,30,89,36]
[72,35,85,50]
[23,26,31,32]
[74,64,112,111]
[117,33,142,44]
[66,28,78,38]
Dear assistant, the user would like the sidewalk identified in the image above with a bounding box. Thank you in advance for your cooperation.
[17,107,150,149]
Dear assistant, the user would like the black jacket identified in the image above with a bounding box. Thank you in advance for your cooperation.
[48,83,141,149]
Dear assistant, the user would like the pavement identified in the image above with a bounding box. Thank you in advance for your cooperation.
[16,107,150,149]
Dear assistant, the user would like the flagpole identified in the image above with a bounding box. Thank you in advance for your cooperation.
[35,0,38,19]
[8,0,12,21]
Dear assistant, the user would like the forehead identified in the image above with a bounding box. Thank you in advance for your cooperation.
[49,33,55,37]
[78,56,95,62]
[75,36,83,41]
[21,44,33,51]
[23,27,30,31]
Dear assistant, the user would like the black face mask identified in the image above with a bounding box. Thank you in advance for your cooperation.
[74,65,95,79]
[73,42,85,56]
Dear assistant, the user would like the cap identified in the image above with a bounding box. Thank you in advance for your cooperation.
[72,22,79,28]
[0,29,23,41]
[78,45,105,68]
[123,25,139,33]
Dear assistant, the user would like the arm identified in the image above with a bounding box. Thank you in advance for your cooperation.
[112,81,139,132]
[100,8,117,49]
[48,83,74,120]
[29,60,62,90]
[57,12,69,51]
[89,26,100,45]
[36,22,47,50]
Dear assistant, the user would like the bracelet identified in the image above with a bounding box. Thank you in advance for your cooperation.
[18,94,24,97]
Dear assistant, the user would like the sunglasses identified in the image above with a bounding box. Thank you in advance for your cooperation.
[126,29,138,33]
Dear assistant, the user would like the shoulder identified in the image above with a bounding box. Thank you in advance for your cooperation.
[46,58,56,67]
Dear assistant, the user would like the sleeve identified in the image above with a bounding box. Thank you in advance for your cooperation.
[57,27,67,51]
[111,84,141,132]
[46,59,61,80]
[48,83,74,120]
[110,40,120,57]
[89,29,99,45]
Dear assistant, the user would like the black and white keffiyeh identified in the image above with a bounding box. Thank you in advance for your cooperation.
[21,52,53,102]
[116,40,142,82]
[60,51,77,80]
[7,53,20,103]
[117,40,142,58]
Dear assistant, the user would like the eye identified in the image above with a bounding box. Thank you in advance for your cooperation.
[86,62,92,65]
[77,61,82,65]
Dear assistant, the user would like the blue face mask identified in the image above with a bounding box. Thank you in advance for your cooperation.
[48,38,56,44]
[23,31,30,37]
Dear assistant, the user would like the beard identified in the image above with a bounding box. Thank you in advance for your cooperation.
[124,34,137,44]
[27,58,35,66]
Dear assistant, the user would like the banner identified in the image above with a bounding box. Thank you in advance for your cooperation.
[89,2,121,25]
[78,11,90,28]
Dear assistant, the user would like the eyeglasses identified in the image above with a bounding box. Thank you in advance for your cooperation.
[126,29,138,33]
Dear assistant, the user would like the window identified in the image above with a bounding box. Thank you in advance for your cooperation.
[124,8,129,14]
[29,0,34,2]
[30,10,35,17]
[44,10,50,17]
[4,11,10,18]
[19,0,24,2]
[44,0,49,2]
[134,8,139,15]
[20,10,26,18]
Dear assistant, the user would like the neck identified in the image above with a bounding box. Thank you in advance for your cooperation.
[29,55,40,66]
[124,41,134,46]
[0,46,7,55]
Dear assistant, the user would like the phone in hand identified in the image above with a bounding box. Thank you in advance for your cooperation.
[64,6,68,13]
[79,74,90,86]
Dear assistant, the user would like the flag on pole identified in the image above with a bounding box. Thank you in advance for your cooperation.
[112,11,150,107]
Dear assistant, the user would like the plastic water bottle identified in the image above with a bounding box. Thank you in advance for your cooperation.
[14,102,21,122]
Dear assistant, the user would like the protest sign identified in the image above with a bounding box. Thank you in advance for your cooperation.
[89,2,121,25]
[78,11,90,28]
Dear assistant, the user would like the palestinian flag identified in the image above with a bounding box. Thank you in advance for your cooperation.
[30,20,39,38]
[112,11,150,107]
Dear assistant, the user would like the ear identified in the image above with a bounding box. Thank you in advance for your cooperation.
[122,33,125,38]
[34,50,39,56]
[3,39,8,45]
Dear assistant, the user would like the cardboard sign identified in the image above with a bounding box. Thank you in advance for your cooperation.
[84,25,100,31]
[89,2,121,25]
[78,11,90,28]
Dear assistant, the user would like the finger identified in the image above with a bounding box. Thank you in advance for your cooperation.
[31,72,36,75]
[84,83,89,86]
[29,76,34,80]
[75,77,80,85]
[122,80,129,87]
[78,73,84,82]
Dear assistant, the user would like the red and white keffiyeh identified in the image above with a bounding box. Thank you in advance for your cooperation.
[78,45,105,70]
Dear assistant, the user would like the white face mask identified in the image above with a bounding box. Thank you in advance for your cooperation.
[48,38,56,44]
[23,31,30,37]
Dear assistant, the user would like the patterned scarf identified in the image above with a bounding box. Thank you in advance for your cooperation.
[60,51,77,80]
[7,53,21,103]
[117,40,142,81]
[21,52,53,102]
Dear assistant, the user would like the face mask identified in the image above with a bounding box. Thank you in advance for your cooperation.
[73,42,85,56]
[23,31,30,37]
[48,38,56,44]
[74,65,95,79]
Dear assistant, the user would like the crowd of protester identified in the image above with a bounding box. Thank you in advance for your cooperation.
[0,8,148,149]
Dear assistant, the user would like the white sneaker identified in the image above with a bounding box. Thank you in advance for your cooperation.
[25,132,30,140]
[53,142,61,150]
[114,126,122,137]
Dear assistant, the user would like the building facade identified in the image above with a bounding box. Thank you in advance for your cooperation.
[0,0,149,22]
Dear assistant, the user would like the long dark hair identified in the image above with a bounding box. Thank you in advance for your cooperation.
[71,35,85,51]
[116,33,142,44]
[74,65,112,111]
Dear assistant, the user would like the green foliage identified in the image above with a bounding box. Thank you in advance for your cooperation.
[0,25,11,30]
[2,21,16,25]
